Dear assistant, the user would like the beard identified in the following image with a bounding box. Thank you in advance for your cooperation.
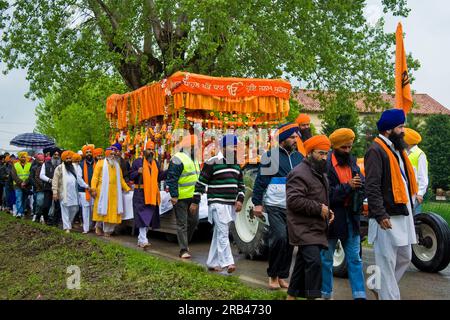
[309,155,327,174]
[300,128,312,142]
[51,158,61,167]
[282,141,295,152]
[144,151,154,163]
[389,131,407,151]
[86,155,93,162]
[334,150,351,166]
[64,161,76,177]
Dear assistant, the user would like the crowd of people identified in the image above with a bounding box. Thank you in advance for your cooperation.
[0,108,429,300]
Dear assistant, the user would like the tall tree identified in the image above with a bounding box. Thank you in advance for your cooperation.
[1,0,414,97]
[0,0,418,146]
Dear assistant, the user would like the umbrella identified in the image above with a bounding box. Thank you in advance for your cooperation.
[10,132,56,149]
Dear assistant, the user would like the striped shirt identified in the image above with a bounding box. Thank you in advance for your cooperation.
[192,154,245,205]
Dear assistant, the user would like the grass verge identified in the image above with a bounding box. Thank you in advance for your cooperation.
[422,201,450,225]
[0,212,285,300]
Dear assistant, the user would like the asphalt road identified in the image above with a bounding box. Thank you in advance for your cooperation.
[99,226,450,300]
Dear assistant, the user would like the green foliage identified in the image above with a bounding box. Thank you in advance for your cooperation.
[0,0,418,149]
[1,0,414,97]
[421,114,450,190]
[35,76,127,150]
[319,91,359,136]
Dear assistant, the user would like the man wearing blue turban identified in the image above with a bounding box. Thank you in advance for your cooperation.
[365,109,417,300]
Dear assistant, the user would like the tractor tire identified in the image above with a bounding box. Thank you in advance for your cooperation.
[230,166,269,260]
[333,240,349,278]
[412,212,450,273]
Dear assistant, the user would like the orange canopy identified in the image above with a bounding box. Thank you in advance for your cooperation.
[106,72,291,129]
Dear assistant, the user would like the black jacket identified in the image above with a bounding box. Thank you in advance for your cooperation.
[364,137,414,223]
[326,151,365,240]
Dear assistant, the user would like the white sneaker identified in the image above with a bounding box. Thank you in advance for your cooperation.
[40,216,45,223]
[32,215,36,222]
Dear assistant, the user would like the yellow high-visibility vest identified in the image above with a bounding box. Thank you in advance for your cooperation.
[173,152,200,200]
[14,162,31,186]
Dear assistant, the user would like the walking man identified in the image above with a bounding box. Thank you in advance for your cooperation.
[91,148,131,237]
[166,135,201,259]
[321,128,366,300]
[52,151,90,233]
[286,135,333,300]
[11,151,31,218]
[252,122,303,289]
[190,134,245,273]
[40,147,62,226]
[78,145,96,233]
[130,140,164,249]
[365,109,417,300]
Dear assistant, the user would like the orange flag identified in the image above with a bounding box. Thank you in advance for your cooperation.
[395,22,413,114]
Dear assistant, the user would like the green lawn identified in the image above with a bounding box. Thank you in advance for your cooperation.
[422,201,450,225]
[0,212,285,300]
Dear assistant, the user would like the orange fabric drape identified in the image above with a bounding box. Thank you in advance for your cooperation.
[105,72,291,127]
[172,93,289,120]
[83,161,91,201]
[168,71,291,99]
[143,158,160,206]
[374,138,418,204]
[395,22,413,114]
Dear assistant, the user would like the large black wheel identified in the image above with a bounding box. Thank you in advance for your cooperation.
[229,166,269,260]
[412,212,450,273]
[333,240,349,278]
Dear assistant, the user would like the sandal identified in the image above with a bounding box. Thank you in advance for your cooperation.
[226,264,236,273]
[179,251,191,259]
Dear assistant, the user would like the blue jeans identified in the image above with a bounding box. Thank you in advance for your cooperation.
[321,216,366,299]
[15,188,26,216]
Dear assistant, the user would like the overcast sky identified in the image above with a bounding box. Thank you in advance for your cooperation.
[0,0,449,153]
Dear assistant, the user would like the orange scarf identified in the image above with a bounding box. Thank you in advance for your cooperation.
[374,137,418,204]
[296,136,306,156]
[83,161,91,201]
[143,158,160,206]
[332,153,352,206]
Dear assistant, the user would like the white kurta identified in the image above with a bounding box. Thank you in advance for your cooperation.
[61,170,79,207]
[206,203,236,269]
[368,134,417,300]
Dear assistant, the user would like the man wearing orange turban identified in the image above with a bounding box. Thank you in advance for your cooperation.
[91,146,131,237]
[71,153,82,164]
[166,134,201,259]
[285,135,334,300]
[295,113,312,156]
[82,144,95,157]
[404,128,428,213]
[93,148,104,161]
[79,145,96,233]
[321,128,367,300]
[52,150,89,233]
[130,139,163,249]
